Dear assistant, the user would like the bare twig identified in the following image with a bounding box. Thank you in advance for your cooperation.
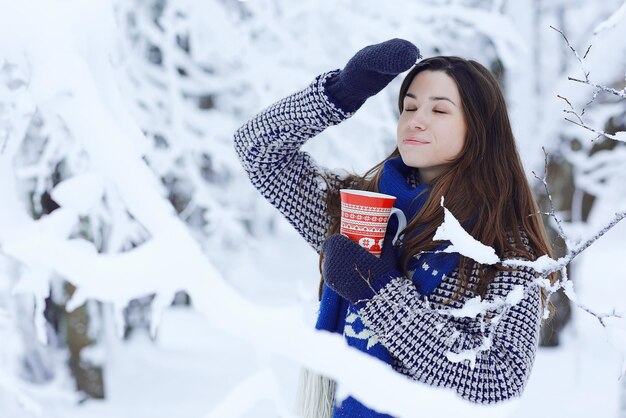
[562,210,626,265]
[531,147,568,242]
[577,305,622,327]
[558,94,586,125]
[564,117,610,142]
[568,76,626,99]
[550,25,591,82]
[551,25,626,144]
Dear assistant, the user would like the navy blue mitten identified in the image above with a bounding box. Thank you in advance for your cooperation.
[324,38,421,113]
[321,233,402,305]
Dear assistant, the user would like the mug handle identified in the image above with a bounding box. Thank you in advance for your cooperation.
[390,207,407,246]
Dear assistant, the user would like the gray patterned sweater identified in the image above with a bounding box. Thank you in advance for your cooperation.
[233,70,542,404]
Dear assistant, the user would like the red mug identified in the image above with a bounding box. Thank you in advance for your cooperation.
[339,189,407,257]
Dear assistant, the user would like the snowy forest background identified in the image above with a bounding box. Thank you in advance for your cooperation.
[1,0,626,417]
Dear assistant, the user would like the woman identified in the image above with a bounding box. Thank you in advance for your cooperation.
[233,38,556,417]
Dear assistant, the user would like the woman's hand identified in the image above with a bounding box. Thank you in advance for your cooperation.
[321,233,401,304]
[324,38,421,113]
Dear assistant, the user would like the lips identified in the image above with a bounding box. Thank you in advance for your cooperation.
[403,137,430,145]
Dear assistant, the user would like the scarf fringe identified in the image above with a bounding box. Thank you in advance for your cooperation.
[293,366,336,418]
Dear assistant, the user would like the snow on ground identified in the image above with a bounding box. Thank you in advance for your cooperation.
[513,328,621,418]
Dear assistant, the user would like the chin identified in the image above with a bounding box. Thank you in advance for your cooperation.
[398,154,422,169]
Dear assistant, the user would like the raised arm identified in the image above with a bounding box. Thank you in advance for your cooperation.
[233,70,354,253]
[233,39,420,253]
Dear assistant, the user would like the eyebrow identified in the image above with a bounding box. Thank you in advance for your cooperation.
[405,92,457,107]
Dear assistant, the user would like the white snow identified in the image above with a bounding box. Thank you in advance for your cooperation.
[607,131,626,142]
[594,0,626,34]
[50,173,106,216]
[433,196,500,265]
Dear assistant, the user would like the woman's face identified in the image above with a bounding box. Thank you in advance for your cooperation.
[397,70,467,183]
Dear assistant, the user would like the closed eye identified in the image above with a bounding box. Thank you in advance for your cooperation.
[403,108,447,114]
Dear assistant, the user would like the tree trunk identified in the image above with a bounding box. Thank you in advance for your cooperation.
[64,282,105,400]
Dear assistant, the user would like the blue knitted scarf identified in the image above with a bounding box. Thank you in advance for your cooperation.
[315,156,461,417]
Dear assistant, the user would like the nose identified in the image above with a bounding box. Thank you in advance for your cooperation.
[407,108,427,130]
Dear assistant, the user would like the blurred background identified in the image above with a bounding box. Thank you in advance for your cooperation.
[1,0,625,416]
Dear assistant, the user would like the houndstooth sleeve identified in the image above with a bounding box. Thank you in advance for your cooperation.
[356,264,542,404]
[233,70,354,254]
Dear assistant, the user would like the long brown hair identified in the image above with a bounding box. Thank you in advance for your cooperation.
[317,56,557,309]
